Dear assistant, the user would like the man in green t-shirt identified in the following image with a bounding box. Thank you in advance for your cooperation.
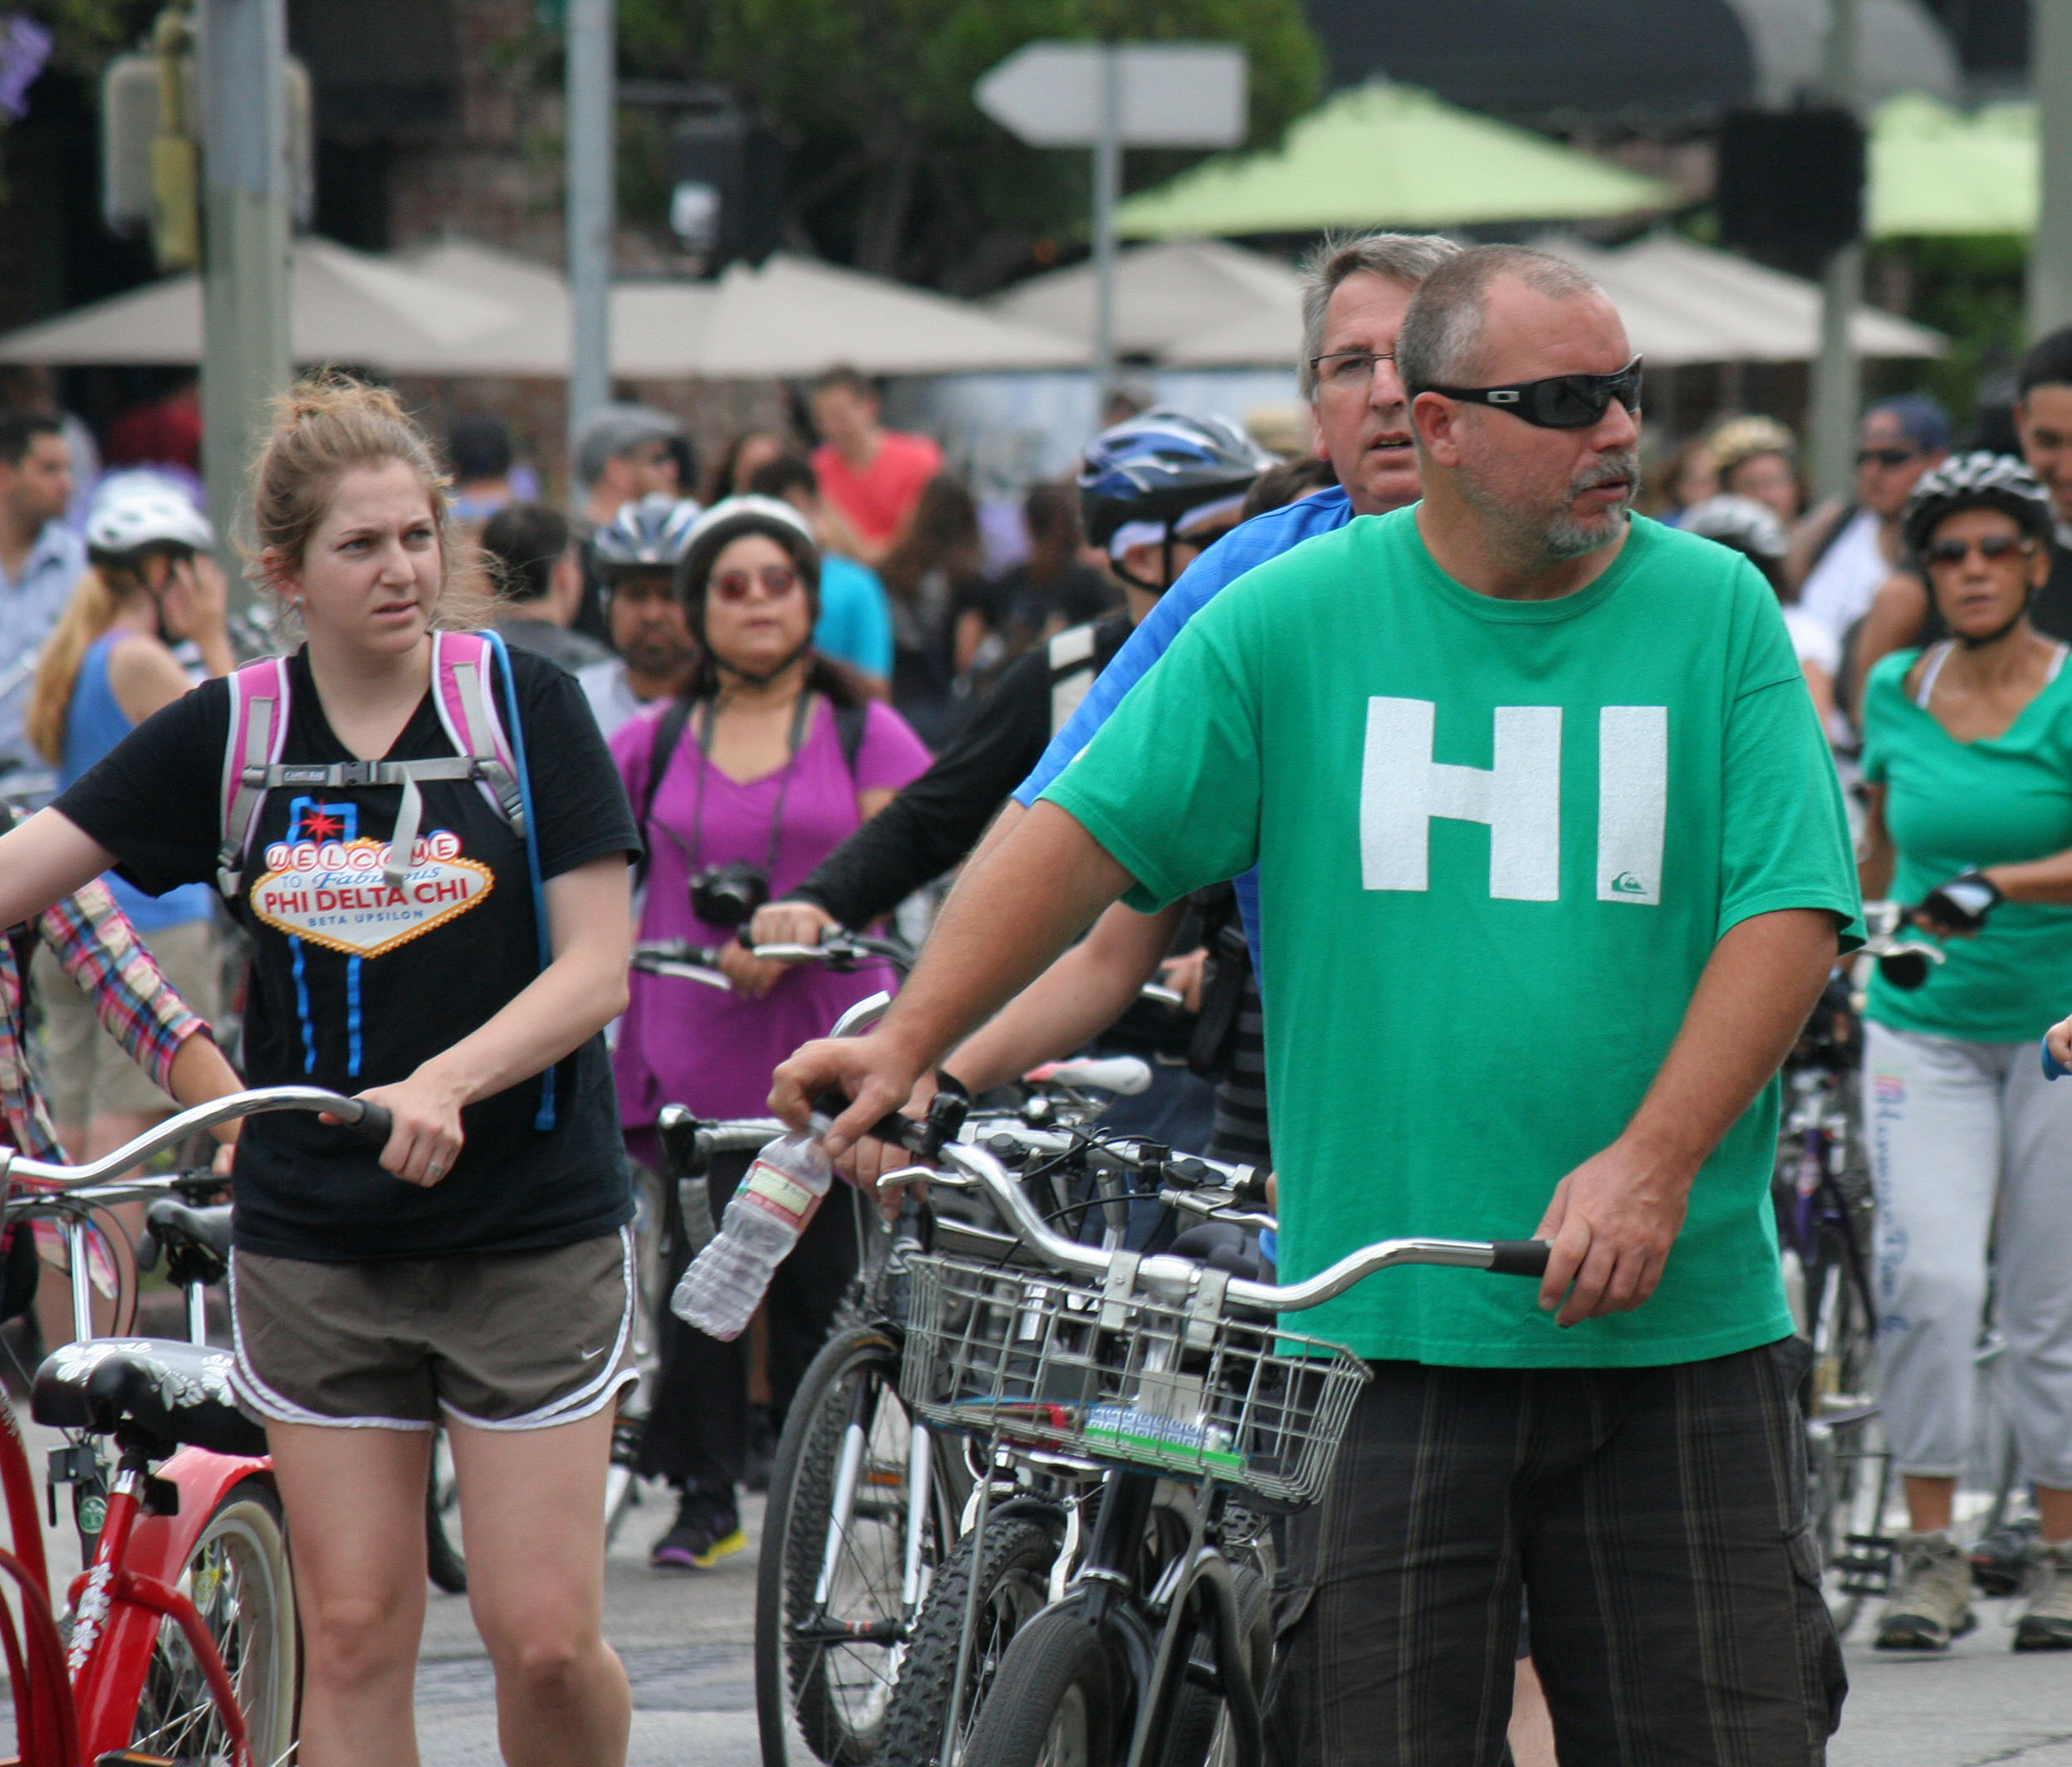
[776,246,1862,1762]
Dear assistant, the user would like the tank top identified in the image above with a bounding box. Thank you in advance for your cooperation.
[61,634,214,932]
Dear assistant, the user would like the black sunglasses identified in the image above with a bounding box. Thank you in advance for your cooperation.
[1422,356,1643,429]
[1924,532,2030,565]
[1858,446,1924,470]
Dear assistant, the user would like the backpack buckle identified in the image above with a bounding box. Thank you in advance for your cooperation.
[334,761,380,786]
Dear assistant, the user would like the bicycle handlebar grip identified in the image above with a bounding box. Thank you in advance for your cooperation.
[1487,1240,1551,1278]
[341,1100,394,1149]
[2045,1039,2070,1082]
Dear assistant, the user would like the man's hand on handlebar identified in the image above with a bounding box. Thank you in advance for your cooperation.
[771,1033,929,1159]
[1158,947,1208,1015]
[750,898,840,952]
[1533,1135,1690,1328]
[718,937,789,1000]
[837,1068,939,1220]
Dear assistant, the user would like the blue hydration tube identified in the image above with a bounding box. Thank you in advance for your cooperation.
[482,629,557,1131]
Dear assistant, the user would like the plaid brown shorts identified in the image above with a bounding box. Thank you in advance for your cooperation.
[228,1227,637,1432]
[1267,1336,1846,1767]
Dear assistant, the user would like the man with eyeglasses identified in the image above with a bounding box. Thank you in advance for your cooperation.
[1793,393,1950,653]
[776,245,1860,1763]
[570,404,691,644]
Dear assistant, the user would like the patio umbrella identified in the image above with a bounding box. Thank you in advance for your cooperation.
[0,237,542,372]
[1869,93,2036,238]
[1113,81,1675,241]
[614,254,1085,379]
[990,239,1302,363]
[1537,233,1946,365]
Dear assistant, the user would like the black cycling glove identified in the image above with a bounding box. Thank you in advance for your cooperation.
[1913,870,2005,933]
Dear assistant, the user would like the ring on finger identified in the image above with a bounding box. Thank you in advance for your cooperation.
[426,1159,446,1179]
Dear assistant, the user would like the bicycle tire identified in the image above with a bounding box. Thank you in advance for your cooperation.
[426,1430,467,1594]
[878,1517,1058,1767]
[127,1476,299,1765]
[756,1324,958,1767]
[1804,1239,1888,1636]
[959,1607,1119,1767]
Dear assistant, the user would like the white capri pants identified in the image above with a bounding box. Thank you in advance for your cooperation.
[1864,1021,2072,1488]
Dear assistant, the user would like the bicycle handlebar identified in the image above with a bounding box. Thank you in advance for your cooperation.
[632,929,914,990]
[897,1132,1548,1311]
[2,1085,387,1192]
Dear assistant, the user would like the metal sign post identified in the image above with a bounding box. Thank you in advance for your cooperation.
[2030,0,2072,338]
[565,0,614,482]
[198,0,291,597]
[977,41,1246,401]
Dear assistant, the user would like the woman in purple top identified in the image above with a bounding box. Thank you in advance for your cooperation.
[609,496,929,1566]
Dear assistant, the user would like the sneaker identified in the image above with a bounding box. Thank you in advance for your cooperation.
[1874,1530,1977,1649]
[651,1485,745,1570]
[2015,1539,2072,1651]
[1971,1515,2040,1597]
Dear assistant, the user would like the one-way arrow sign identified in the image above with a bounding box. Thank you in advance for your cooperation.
[976,42,1247,149]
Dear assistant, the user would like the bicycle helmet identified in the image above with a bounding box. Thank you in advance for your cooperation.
[591,493,703,575]
[1679,493,1789,561]
[1078,409,1273,590]
[1902,452,2055,557]
[84,476,213,560]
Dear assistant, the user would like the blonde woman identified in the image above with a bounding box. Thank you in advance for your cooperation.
[0,379,642,1766]
[26,479,233,1163]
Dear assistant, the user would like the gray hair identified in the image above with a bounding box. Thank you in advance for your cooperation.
[571,403,683,488]
[1296,231,1462,401]
[1395,246,1606,399]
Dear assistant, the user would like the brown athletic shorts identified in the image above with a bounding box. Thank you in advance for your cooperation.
[228,1226,637,1432]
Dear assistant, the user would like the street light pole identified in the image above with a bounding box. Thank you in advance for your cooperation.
[2030,0,2072,337]
[198,0,291,595]
[565,0,614,486]
[1091,44,1120,409]
[1808,0,1863,503]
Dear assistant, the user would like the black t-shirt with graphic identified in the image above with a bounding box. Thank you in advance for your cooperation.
[55,645,640,1262]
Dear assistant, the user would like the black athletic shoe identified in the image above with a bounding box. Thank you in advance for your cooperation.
[651,1485,744,1570]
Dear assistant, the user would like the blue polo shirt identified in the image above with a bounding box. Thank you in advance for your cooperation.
[1012,485,1355,970]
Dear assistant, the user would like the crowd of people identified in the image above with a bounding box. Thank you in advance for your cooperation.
[1,223,2071,1767]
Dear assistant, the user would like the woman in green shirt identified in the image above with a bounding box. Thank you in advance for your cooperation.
[1859,453,2072,1653]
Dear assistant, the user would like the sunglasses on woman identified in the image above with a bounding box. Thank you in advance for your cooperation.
[1422,356,1643,429]
[711,564,801,602]
[1924,533,2031,565]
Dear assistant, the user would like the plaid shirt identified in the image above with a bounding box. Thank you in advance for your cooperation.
[4,878,208,1162]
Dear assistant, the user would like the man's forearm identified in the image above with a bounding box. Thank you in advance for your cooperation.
[1625,908,1838,1175]
[874,801,1132,1075]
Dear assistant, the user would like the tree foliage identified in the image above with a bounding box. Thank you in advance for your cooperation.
[620,0,1322,293]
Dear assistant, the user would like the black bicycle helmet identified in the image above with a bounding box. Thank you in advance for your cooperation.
[1078,409,1272,589]
[1902,452,2055,558]
[591,493,703,575]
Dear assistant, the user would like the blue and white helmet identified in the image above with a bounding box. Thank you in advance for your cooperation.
[592,493,703,573]
[1077,409,1272,560]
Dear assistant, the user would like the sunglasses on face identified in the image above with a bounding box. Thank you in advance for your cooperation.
[1422,357,1643,429]
[712,563,801,602]
[1924,532,2031,565]
[1857,447,1923,470]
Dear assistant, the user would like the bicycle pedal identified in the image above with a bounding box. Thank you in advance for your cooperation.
[1838,1532,1897,1595]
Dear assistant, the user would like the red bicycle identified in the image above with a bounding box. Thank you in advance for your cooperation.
[2,1084,387,1767]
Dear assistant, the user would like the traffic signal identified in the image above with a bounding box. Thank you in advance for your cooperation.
[1715,107,1865,270]
[668,103,784,273]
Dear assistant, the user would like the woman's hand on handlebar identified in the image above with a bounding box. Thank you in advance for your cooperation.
[718,937,788,1000]
[750,899,838,952]
[772,1033,927,1158]
[332,1067,468,1187]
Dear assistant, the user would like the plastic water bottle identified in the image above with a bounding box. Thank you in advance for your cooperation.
[673,1119,834,1340]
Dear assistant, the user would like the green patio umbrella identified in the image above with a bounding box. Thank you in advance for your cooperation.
[1114,81,1674,239]
[1869,92,2037,237]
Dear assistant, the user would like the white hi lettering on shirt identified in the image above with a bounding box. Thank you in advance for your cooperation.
[1359,698,1668,904]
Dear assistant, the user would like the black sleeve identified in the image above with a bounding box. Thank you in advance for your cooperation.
[792,644,1055,926]
[509,649,640,878]
[52,678,228,896]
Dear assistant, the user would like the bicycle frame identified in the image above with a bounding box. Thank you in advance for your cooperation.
[2,1083,372,1766]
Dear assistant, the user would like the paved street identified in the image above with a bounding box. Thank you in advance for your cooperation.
[19,1422,2072,1765]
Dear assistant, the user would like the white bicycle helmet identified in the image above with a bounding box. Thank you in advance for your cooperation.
[85,476,214,560]
[1680,493,1789,561]
[1902,451,2054,557]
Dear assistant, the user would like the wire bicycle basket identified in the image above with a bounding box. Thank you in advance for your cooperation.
[899,1253,1370,1508]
